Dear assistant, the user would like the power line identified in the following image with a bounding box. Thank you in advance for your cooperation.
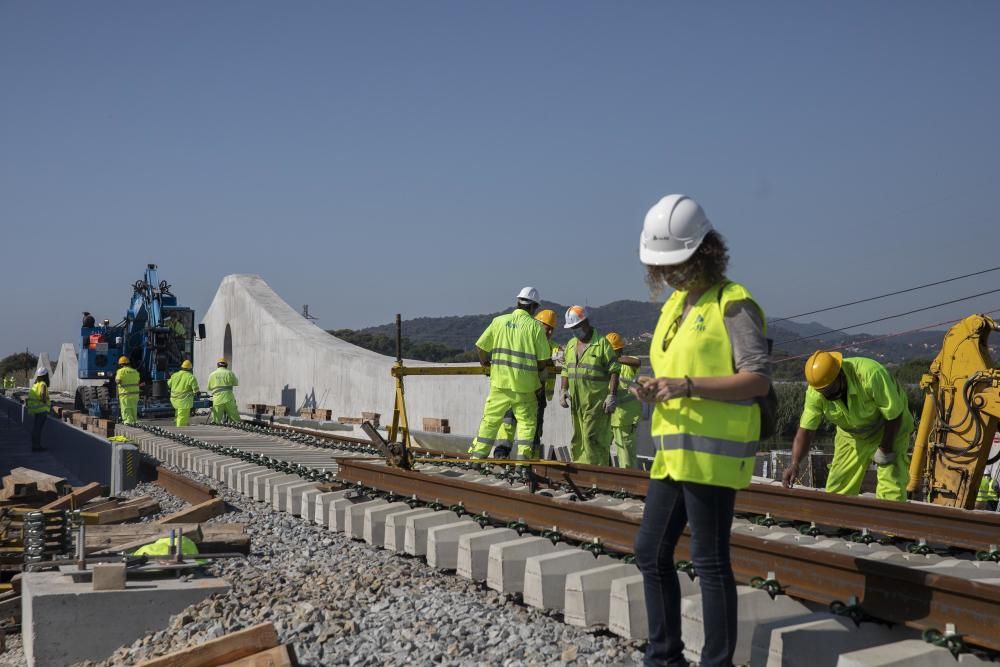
[770,265,1000,324]
[774,288,1000,347]
[772,307,1000,364]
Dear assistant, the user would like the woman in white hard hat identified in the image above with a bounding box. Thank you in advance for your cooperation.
[632,194,771,667]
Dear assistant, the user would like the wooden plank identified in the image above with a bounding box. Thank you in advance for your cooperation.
[134,622,279,667]
[217,645,292,667]
[157,498,226,525]
[7,467,69,495]
[40,482,103,510]
[85,523,249,554]
[82,497,160,525]
[94,525,204,555]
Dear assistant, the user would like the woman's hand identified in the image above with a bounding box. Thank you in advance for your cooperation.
[632,376,687,403]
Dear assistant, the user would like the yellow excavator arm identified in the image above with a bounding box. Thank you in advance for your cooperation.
[907,314,1000,508]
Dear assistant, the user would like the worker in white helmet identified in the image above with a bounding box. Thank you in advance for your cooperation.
[26,368,51,451]
[631,194,771,667]
[559,305,620,465]
[468,287,554,464]
[208,358,240,425]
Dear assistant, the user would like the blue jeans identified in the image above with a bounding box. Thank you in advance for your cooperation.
[31,413,47,450]
[635,477,738,667]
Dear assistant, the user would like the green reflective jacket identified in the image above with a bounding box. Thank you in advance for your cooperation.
[476,309,551,393]
[561,330,620,408]
[208,368,239,405]
[167,370,199,401]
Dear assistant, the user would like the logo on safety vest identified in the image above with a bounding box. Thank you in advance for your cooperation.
[692,314,706,332]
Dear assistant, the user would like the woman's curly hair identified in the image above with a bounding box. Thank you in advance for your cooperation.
[645,230,729,297]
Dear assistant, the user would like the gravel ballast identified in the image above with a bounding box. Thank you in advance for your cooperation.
[79,460,645,666]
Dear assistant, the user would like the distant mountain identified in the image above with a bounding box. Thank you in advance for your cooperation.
[349,300,975,365]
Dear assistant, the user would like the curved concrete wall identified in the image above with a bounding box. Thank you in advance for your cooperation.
[194,274,577,446]
[50,344,80,394]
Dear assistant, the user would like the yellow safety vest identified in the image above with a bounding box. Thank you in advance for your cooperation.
[115,366,141,397]
[649,281,764,490]
[26,381,51,415]
[475,309,551,393]
[977,476,998,503]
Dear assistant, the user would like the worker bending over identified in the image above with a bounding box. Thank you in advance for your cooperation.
[167,360,199,427]
[606,332,641,468]
[560,306,620,465]
[115,356,141,425]
[783,351,912,501]
[208,358,240,425]
[26,368,51,451]
[495,309,562,459]
[468,287,553,463]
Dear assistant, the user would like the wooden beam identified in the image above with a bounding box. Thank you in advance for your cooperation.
[133,622,279,667]
[81,496,160,525]
[85,523,249,555]
[217,645,292,667]
[92,525,203,555]
[157,498,226,525]
[40,482,103,510]
[7,467,69,495]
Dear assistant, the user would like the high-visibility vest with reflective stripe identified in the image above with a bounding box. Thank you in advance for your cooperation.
[476,309,550,393]
[115,366,141,397]
[977,476,998,503]
[611,363,642,428]
[539,341,561,400]
[167,370,199,400]
[649,281,764,490]
[26,381,50,415]
[561,330,620,410]
[207,368,239,404]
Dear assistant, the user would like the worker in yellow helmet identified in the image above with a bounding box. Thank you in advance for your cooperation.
[494,309,562,460]
[167,360,199,427]
[606,332,642,468]
[783,351,912,501]
[468,287,554,464]
[114,356,141,425]
[560,306,620,465]
[25,368,51,451]
[207,358,240,425]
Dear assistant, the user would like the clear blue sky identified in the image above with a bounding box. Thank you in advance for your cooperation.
[2,1,999,360]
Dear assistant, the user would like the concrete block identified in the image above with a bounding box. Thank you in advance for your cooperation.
[487,536,569,594]
[404,511,460,557]
[682,586,812,666]
[299,488,322,521]
[523,549,606,610]
[22,571,229,667]
[427,521,483,570]
[277,481,320,514]
[91,563,126,591]
[564,562,639,627]
[457,528,519,581]
[329,497,362,533]
[253,473,295,502]
[225,463,257,489]
[363,502,413,547]
[751,613,913,667]
[384,509,438,552]
[237,466,271,495]
[263,474,302,504]
[609,574,651,640]
[314,490,351,526]
[837,639,988,666]
[343,498,389,539]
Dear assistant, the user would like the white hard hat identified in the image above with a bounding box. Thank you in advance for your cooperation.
[35,367,48,377]
[639,194,713,266]
[516,286,540,304]
[564,305,589,329]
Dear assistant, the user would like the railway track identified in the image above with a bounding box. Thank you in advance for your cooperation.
[116,420,1000,658]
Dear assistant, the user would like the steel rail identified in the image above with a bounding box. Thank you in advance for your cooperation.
[336,458,1000,651]
[150,465,216,505]
[242,420,1000,551]
[530,463,1000,552]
